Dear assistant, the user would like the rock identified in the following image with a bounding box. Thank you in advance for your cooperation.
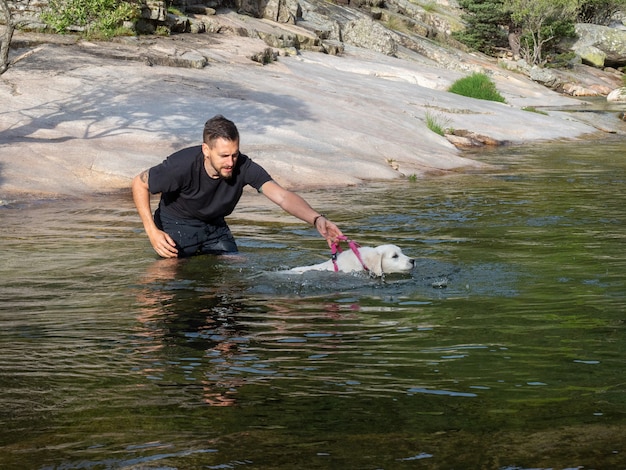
[166,13,190,33]
[142,0,167,21]
[384,0,465,40]
[342,18,397,56]
[590,83,614,95]
[607,87,626,102]
[570,23,626,68]
[201,11,323,51]
[322,40,344,55]
[189,18,207,34]
[179,50,208,68]
[530,66,561,89]
[233,0,299,23]
[281,46,299,56]
[263,0,301,24]
[250,47,278,64]
[562,83,602,96]
[445,130,504,148]
[185,5,217,15]
[297,0,362,42]
[573,44,607,68]
[2,31,624,200]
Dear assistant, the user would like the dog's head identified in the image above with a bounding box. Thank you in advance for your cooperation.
[362,244,414,276]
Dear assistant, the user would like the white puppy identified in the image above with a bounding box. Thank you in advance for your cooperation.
[289,244,414,276]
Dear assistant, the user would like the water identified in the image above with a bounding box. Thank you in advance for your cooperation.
[1,137,625,469]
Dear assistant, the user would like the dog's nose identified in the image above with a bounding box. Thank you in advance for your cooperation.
[409,258,415,266]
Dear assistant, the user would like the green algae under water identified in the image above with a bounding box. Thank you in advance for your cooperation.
[0,138,625,469]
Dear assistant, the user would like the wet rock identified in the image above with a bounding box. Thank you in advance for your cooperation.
[445,130,505,149]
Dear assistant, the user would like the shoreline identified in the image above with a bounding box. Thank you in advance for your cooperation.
[1,32,624,203]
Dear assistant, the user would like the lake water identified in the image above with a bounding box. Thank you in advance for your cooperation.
[1,137,625,469]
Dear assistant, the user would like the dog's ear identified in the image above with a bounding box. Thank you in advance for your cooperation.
[363,250,384,276]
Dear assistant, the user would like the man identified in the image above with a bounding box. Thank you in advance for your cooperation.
[132,115,343,258]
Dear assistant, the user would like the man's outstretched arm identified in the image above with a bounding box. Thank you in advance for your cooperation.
[260,180,343,248]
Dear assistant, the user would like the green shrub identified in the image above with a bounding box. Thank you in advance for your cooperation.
[42,0,139,38]
[448,72,506,103]
[546,51,579,69]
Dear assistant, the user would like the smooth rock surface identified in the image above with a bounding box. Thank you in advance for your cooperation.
[1,32,624,201]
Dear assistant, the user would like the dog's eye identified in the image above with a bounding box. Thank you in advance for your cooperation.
[392,254,399,258]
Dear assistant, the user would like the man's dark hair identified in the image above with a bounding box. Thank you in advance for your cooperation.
[203,115,240,147]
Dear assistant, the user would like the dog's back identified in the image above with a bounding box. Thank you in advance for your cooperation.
[288,244,413,276]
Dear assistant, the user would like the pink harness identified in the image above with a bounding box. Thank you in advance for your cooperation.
[331,236,369,273]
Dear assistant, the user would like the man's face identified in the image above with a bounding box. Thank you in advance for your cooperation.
[202,137,240,179]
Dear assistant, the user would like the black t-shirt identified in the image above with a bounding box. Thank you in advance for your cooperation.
[148,145,273,222]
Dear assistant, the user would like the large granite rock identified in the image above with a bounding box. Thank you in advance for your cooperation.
[342,17,397,55]
[570,23,626,67]
[4,31,623,200]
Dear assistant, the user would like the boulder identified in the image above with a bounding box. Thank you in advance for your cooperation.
[571,23,626,67]
[263,0,301,24]
[529,66,561,89]
[607,87,626,102]
[142,0,167,21]
[562,83,602,96]
[574,44,607,68]
[342,17,398,56]
[232,0,300,23]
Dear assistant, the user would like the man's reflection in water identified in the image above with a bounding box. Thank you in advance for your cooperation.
[134,257,256,407]
[133,256,361,408]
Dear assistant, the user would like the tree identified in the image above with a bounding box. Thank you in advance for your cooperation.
[503,0,579,65]
[577,0,626,25]
[0,0,15,75]
[453,0,511,55]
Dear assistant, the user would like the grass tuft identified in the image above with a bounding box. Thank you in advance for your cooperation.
[425,110,450,136]
[448,72,506,103]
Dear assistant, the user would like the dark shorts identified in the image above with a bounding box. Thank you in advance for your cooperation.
[154,208,238,258]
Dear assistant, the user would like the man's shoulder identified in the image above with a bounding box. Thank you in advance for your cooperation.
[238,153,267,170]
[237,153,250,166]
[235,153,272,189]
[169,145,203,162]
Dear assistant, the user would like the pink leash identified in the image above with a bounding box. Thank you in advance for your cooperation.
[331,236,369,272]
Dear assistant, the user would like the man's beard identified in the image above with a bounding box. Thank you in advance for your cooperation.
[220,167,234,179]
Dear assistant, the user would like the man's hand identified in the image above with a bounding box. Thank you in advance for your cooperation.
[147,229,179,258]
[132,170,179,259]
[314,217,343,249]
